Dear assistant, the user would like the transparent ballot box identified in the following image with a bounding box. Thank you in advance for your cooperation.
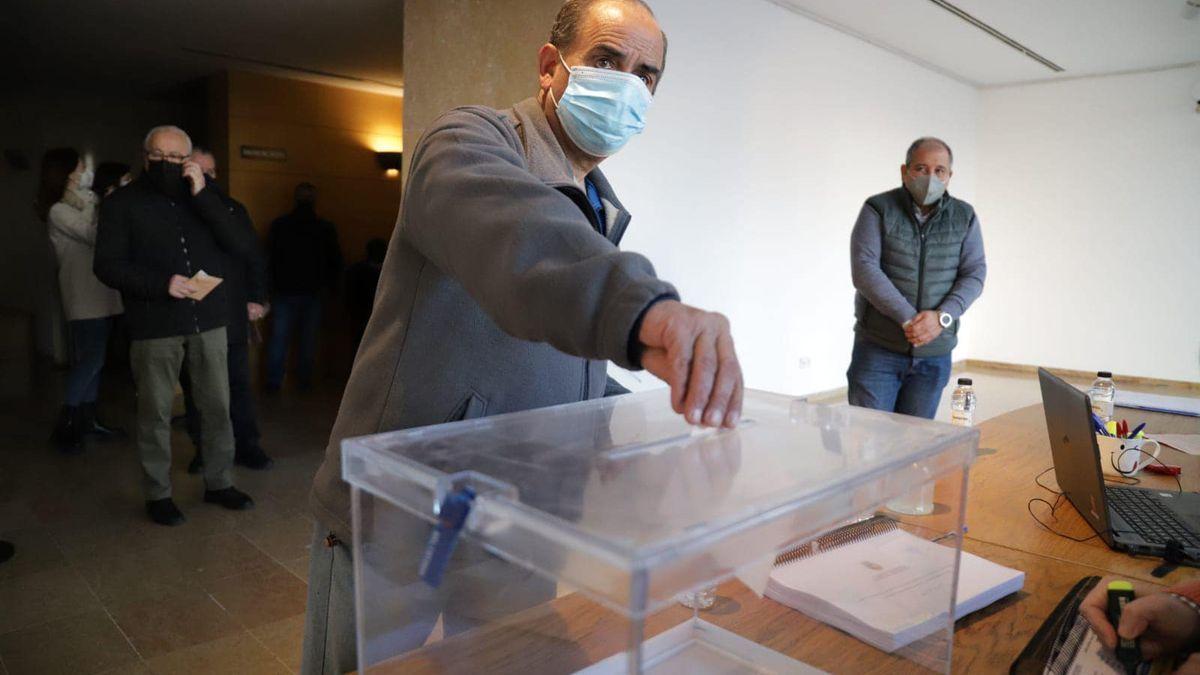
[342,390,977,674]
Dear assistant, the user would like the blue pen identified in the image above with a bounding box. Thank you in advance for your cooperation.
[1091,413,1109,436]
[1127,422,1146,439]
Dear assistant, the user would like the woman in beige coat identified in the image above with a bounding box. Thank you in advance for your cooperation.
[35,148,125,453]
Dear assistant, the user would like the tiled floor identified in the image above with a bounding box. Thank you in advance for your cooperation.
[0,363,341,675]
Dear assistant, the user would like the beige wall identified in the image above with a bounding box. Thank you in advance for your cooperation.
[208,70,404,380]
[402,0,561,173]
[212,70,404,262]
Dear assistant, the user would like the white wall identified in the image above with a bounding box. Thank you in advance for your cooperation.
[971,65,1200,382]
[603,0,979,396]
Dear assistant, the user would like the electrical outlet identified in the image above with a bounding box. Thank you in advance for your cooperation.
[797,357,812,370]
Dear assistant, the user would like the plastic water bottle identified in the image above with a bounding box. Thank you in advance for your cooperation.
[1088,371,1116,422]
[951,378,976,427]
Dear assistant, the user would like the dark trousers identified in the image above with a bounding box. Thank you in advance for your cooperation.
[266,294,322,389]
[846,338,952,420]
[64,317,114,406]
[182,339,260,454]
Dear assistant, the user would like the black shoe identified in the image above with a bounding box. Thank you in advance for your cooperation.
[0,540,14,564]
[203,487,255,511]
[235,446,274,470]
[51,405,83,454]
[187,452,205,475]
[80,402,127,441]
[146,498,186,526]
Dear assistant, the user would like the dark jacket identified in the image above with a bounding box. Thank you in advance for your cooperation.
[208,184,267,344]
[267,208,342,295]
[94,177,257,341]
[309,97,679,539]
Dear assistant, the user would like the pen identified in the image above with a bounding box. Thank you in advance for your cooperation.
[1092,413,1110,436]
[1127,422,1146,439]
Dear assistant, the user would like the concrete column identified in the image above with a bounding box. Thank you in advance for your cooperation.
[402,0,563,175]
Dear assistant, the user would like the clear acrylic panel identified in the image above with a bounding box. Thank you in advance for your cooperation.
[345,390,976,673]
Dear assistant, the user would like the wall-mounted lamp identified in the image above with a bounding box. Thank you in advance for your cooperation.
[376,151,403,178]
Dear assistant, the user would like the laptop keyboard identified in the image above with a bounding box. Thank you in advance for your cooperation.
[1105,487,1200,548]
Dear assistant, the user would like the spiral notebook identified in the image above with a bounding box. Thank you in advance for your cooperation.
[766,516,1025,653]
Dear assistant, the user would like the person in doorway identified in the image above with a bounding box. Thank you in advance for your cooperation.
[300,1,744,672]
[36,147,125,454]
[265,182,342,392]
[94,125,257,526]
[846,137,987,420]
[182,147,273,473]
[344,237,386,346]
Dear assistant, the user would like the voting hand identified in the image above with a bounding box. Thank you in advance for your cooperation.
[904,310,943,347]
[1080,576,1200,660]
[168,274,198,299]
[637,300,743,429]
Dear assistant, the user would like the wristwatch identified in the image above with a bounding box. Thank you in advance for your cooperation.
[938,311,953,328]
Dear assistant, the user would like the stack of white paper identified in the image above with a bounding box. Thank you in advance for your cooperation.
[765,528,1024,653]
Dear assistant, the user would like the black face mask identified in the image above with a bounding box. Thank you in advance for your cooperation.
[145,160,189,199]
[294,199,316,217]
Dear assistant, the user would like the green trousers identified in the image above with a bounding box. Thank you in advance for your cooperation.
[130,327,234,500]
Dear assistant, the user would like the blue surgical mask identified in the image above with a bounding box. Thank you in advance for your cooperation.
[904,173,946,206]
[550,53,653,158]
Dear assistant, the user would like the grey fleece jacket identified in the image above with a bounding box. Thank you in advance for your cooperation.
[308,97,678,539]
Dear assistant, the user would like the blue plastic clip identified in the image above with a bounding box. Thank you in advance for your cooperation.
[419,486,476,587]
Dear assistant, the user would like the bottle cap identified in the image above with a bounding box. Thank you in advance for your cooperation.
[958,378,972,386]
[1098,371,1112,378]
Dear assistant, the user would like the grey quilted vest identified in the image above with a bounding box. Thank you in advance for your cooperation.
[855,186,974,357]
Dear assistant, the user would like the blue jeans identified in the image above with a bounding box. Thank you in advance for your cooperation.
[846,338,952,420]
[267,294,322,389]
[64,317,113,406]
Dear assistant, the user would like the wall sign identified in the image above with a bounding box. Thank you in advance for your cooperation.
[240,145,288,162]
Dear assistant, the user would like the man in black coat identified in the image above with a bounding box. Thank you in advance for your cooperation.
[182,148,274,473]
[264,183,342,391]
[94,125,256,526]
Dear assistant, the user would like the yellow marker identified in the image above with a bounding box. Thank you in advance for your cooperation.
[1106,421,1118,436]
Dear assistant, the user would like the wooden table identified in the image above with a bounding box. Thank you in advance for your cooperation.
[964,403,1199,583]
[370,403,1200,674]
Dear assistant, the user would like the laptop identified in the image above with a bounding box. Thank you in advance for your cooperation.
[1038,367,1200,563]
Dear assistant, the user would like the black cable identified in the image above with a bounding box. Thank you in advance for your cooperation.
[1110,446,1183,493]
[1026,492,1103,543]
[1033,466,1060,496]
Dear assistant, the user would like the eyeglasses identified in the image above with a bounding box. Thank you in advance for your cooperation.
[144,150,189,163]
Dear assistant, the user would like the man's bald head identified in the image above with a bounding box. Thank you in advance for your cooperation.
[550,0,667,73]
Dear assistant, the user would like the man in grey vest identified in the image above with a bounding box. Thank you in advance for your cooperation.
[847,137,987,419]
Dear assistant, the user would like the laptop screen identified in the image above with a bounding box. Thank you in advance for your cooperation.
[1037,368,1114,545]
